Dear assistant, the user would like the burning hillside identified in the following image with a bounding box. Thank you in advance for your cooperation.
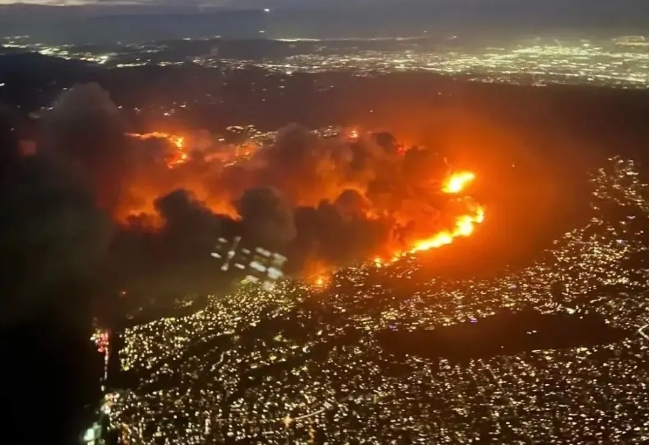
[126,132,188,168]
[23,83,486,294]
[121,127,485,270]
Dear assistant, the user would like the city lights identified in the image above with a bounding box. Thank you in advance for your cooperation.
[109,157,649,444]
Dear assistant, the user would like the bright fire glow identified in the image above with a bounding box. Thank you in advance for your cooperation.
[309,171,485,288]
[123,130,485,285]
[408,206,485,252]
[311,275,329,288]
[407,170,484,252]
[379,170,485,262]
[441,171,476,194]
[126,132,188,168]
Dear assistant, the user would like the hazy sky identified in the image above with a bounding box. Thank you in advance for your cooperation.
[0,0,229,5]
[0,0,644,7]
[2,0,253,4]
[0,0,646,9]
[0,0,295,8]
[0,0,274,11]
[1,0,646,43]
[0,0,393,10]
[1,0,648,23]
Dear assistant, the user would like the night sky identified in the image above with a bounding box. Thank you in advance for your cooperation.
[1,0,648,21]
[0,0,645,9]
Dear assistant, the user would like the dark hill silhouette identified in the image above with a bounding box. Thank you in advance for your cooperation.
[378,309,630,362]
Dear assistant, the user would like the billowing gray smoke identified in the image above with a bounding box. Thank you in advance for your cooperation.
[5,83,468,299]
[236,187,296,248]
[40,82,130,212]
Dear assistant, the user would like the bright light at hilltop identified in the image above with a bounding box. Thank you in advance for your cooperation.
[264,8,270,13]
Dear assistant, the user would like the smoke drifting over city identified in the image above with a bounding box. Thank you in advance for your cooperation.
[10,83,484,298]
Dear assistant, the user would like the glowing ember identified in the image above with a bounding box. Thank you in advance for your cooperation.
[126,132,188,168]
[307,273,333,289]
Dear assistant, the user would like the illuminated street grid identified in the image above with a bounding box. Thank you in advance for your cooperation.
[2,36,649,88]
[109,157,649,444]
[258,43,649,88]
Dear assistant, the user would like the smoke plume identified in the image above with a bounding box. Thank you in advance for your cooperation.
[0,104,113,326]
[9,83,484,297]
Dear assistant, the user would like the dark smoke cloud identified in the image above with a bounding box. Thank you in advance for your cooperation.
[0,136,112,327]
[0,98,115,445]
[109,189,233,296]
[290,201,391,269]
[236,187,297,248]
[7,83,477,298]
[40,82,130,212]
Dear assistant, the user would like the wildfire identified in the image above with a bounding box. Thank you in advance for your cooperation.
[126,132,188,168]
[380,170,485,262]
[408,170,484,250]
[306,269,332,289]
[306,171,485,288]
[408,206,485,252]
[121,128,485,286]
[442,171,476,194]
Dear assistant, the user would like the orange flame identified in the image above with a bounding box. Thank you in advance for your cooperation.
[123,131,485,279]
[126,132,188,168]
[310,171,485,283]
[407,170,484,251]
[374,170,485,264]
[408,206,485,252]
[441,171,476,194]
